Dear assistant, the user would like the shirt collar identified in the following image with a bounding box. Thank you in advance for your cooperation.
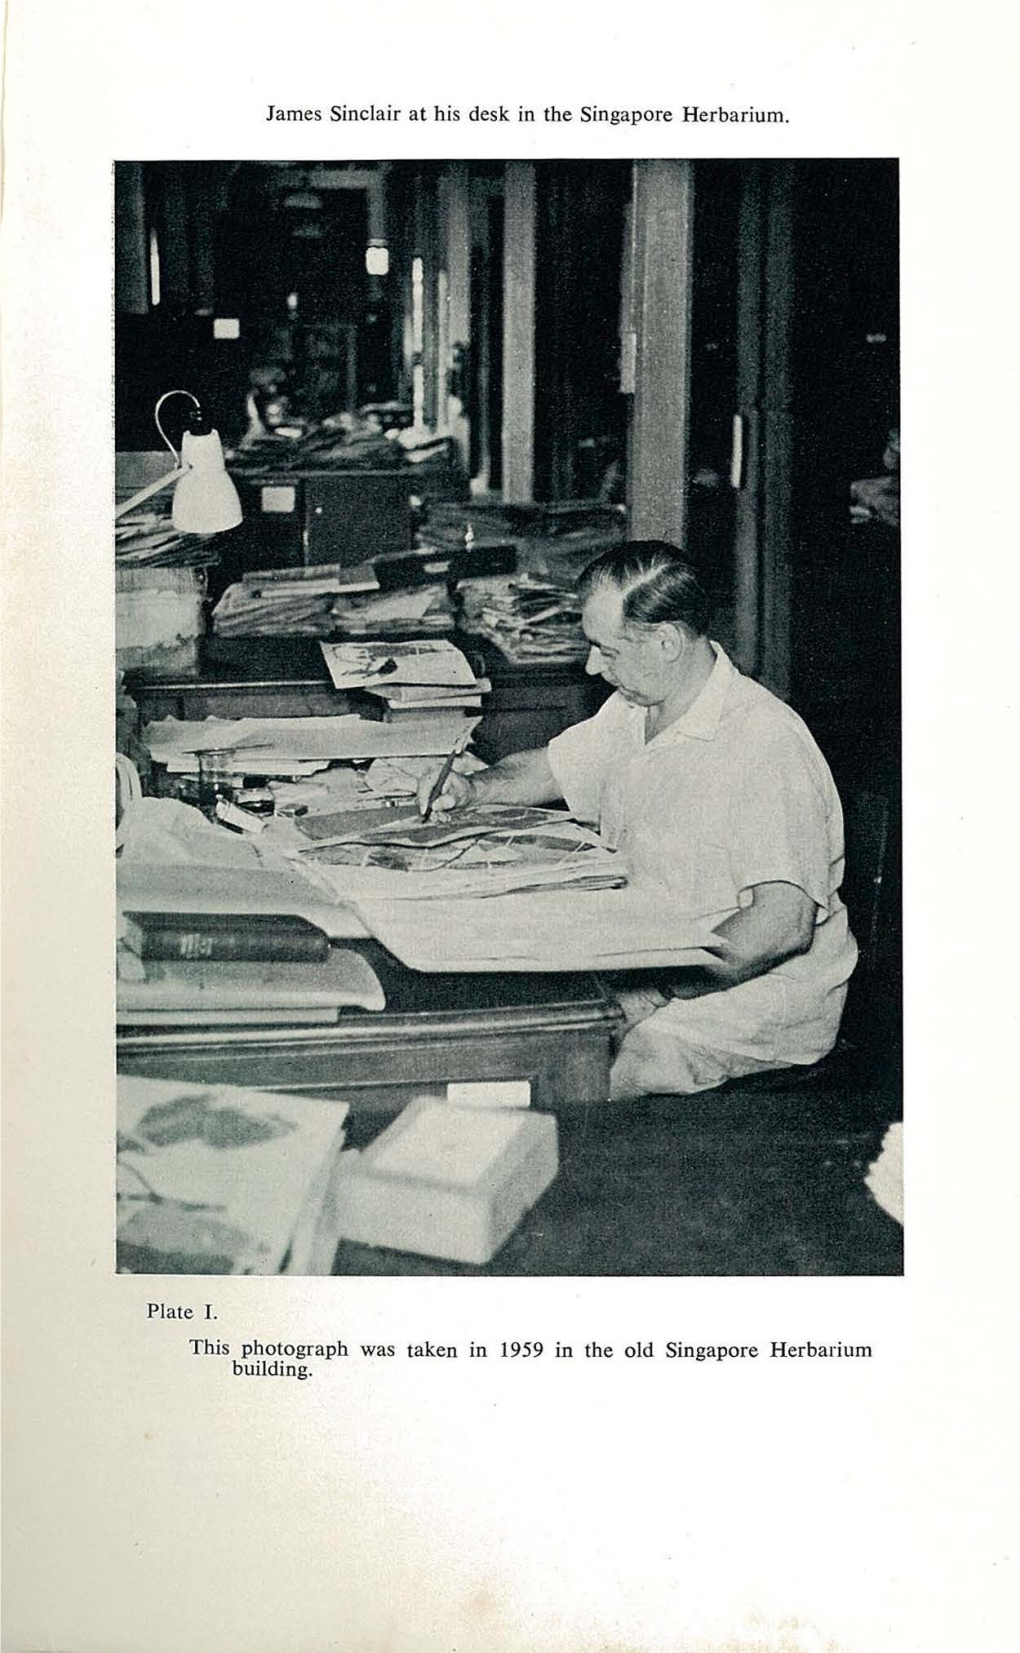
[646,641,734,744]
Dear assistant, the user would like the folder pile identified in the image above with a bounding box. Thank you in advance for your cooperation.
[457,572,590,664]
[211,563,379,637]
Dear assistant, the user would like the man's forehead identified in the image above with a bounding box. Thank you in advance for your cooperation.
[581,584,627,643]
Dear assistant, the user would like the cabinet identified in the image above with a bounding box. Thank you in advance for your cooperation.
[229,469,413,574]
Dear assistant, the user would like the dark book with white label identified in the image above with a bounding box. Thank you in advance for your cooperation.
[121,910,332,964]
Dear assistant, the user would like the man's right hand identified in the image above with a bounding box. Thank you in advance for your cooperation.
[416,765,476,818]
[415,745,561,818]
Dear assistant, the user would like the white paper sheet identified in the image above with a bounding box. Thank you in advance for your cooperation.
[144,713,480,766]
[354,889,727,971]
[117,1076,349,1275]
[116,861,371,940]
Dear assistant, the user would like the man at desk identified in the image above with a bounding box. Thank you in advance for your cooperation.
[419,541,857,1101]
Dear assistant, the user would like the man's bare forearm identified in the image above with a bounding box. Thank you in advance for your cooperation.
[468,746,563,806]
[664,882,817,997]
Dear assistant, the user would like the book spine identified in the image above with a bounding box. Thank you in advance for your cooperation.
[128,927,330,964]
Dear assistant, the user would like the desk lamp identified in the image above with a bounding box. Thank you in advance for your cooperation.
[114,389,243,533]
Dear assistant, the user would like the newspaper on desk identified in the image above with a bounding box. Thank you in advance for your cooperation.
[283,803,627,901]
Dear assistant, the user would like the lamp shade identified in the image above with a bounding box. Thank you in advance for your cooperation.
[172,429,242,533]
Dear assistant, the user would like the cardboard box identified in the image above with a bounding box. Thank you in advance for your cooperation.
[335,1100,558,1265]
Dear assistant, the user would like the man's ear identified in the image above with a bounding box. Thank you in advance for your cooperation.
[656,623,687,663]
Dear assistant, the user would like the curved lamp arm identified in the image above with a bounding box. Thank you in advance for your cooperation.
[115,389,200,519]
[115,390,241,533]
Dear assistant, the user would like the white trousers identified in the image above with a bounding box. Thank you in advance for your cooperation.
[608,973,849,1101]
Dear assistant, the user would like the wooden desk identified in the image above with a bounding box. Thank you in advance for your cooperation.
[117,645,900,1277]
[123,635,609,762]
[117,942,623,1113]
[122,637,369,723]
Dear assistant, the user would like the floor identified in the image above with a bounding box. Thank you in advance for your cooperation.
[333,1050,903,1277]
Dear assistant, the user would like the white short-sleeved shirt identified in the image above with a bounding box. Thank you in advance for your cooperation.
[547,643,858,1012]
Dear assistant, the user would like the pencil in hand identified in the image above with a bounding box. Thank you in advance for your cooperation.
[419,728,473,820]
[420,746,459,821]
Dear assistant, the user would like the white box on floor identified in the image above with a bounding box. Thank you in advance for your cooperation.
[335,1099,558,1265]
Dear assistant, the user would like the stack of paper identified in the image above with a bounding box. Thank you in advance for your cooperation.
[371,678,491,715]
[115,511,219,570]
[228,414,403,474]
[354,888,726,972]
[320,638,488,717]
[458,572,590,664]
[329,581,455,637]
[212,581,337,636]
[116,861,370,940]
[117,1075,351,1275]
[212,560,379,637]
[143,712,480,777]
[288,804,627,901]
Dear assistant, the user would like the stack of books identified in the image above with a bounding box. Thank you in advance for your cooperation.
[116,912,384,1027]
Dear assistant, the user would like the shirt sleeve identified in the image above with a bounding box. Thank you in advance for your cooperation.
[725,715,843,914]
[546,693,629,826]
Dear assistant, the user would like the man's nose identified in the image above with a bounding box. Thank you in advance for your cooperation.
[585,646,602,676]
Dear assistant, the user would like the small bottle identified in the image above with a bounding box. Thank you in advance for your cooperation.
[197,747,237,819]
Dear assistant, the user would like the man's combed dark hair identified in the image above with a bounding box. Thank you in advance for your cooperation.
[577,540,712,636]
